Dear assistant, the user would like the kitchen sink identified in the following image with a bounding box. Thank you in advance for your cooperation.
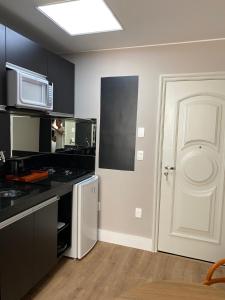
[0,190,25,198]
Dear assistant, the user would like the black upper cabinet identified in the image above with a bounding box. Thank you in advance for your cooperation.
[48,52,75,115]
[2,26,75,115]
[0,24,6,106]
[6,27,48,75]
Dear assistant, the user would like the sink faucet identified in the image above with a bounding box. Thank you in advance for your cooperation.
[0,151,5,163]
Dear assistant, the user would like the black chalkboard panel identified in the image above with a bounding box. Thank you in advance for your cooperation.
[99,76,138,171]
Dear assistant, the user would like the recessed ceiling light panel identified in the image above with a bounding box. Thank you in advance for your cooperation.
[37,0,123,36]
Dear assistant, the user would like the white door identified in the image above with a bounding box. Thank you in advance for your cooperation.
[158,77,225,262]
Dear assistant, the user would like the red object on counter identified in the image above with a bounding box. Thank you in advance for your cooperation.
[6,171,49,183]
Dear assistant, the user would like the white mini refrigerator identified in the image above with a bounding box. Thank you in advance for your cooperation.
[66,175,99,259]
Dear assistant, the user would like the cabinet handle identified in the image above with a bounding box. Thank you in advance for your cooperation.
[0,195,60,230]
[32,195,60,213]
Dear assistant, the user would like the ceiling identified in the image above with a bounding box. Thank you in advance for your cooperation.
[0,0,225,54]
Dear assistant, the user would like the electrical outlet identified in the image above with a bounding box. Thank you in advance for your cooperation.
[138,127,145,137]
[135,208,142,218]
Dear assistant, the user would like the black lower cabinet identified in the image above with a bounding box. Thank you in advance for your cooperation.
[33,201,58,285]
[0,200,58,300]
[0,214,34,300]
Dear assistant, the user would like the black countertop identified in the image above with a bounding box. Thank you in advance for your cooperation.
[0,172,94,223]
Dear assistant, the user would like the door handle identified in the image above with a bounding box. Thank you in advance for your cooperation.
[164,171,169,180]
[164,166,175,181]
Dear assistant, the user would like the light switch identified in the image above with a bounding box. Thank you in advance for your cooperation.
[71,127,75,133]
[138,127,145,138]
[135,208,142,218]
[137,150,144,161]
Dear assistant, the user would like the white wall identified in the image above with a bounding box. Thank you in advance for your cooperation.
[67,40,225,244]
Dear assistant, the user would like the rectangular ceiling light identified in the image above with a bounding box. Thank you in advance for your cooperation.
[37,0,123,36]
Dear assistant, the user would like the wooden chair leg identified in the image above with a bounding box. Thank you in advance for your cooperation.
[204,258,225,286]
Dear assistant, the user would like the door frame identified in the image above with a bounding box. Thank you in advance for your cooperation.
[152,71,225,252]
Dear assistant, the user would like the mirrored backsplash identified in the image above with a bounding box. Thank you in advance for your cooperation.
[10,115,96,158]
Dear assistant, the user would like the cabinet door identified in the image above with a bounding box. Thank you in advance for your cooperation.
[33,201,58,285]
[48,52,75,115]
[0,24,5,106]
[0,112,10,158]
[6,27,48,75]
[0,214,34,300]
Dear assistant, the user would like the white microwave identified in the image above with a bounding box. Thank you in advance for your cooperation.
[7,64,53,111]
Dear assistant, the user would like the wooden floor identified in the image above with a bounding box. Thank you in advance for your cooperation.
[25,242,225,300]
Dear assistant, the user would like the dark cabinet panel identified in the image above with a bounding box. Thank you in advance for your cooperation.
[99,76,139,171]
[6,27,48,75]
[0,112,10,158]
[33,201,58,284]
[0,214,34,300]
[0,200,58,300]
[47,52,75,115]
[0,24,6,106]
[39,118,52,152]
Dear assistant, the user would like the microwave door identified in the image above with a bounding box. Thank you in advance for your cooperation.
[19,74,48,109]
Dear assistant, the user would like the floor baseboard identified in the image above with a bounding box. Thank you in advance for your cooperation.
[98,229,153,251]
